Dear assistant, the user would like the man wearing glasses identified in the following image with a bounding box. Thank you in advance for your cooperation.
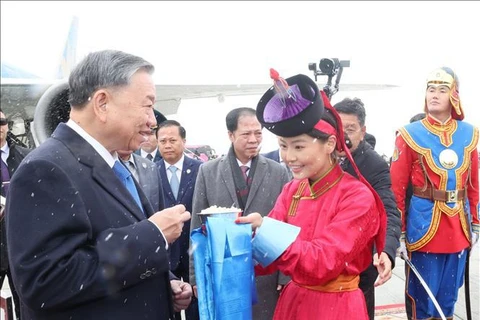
[334,98,401,320]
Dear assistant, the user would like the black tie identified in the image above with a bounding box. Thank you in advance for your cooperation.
[146,154,153,161]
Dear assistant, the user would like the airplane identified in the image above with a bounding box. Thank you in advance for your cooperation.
[0,16,398,149]
[1,16,79,148]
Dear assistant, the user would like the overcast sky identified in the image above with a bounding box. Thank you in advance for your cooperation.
[2,1,480,87]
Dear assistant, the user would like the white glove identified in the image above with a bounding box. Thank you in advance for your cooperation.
[397,238,408,258]
[472,233,479,249]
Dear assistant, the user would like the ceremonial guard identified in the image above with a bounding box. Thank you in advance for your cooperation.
[391,67,479,319]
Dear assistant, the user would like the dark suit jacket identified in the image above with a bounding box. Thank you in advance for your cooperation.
[262,149,280,163]
[262,149,293,181]
[158,156,202,272]
[1,142,30,271]
[6,124,174,320]
[341,140,400,264]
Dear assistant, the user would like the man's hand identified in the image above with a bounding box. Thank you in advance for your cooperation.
[373,252,393,287]
[472,232,479,249]
[235,212,263,230]
[149,204,190,243]
[397,238,408,259]
[171,280,193,312]
[0,195,6,220]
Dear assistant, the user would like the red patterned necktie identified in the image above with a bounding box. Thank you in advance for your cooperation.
[240,165,249,182]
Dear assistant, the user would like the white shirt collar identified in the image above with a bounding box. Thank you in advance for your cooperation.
[66,119,116,168]
[236,158,252,168]
[140,148,158,160]
[1,143,9,163]
[166,155,185,172]
[121,154,136,169]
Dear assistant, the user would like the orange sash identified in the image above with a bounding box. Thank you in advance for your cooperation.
[298,274,359,292]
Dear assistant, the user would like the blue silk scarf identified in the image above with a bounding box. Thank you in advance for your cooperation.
[191,217,257,320]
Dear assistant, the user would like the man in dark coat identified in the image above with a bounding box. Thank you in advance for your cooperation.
[1,110,30,320]
[334,98,401,320]
[5,50,191,320]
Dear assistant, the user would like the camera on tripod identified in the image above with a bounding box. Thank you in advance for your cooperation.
[308,58,350,99]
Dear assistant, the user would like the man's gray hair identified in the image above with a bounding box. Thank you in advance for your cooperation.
[68,50,155,108]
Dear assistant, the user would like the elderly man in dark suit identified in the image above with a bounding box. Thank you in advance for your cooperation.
[1,110,30,320]
[157,120,202,320]
[5,50,192,320]
[190,107,290,320]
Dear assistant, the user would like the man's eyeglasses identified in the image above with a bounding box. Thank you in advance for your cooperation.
[0,118,8,126]
[344,128,360,135]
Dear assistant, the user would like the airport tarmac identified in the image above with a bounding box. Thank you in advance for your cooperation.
[2,246,479,319]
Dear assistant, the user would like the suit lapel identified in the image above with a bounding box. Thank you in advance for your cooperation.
[91,164,147,222]
[54,124,147,222]
[154,150,162,162]
[135,179,154,217]
[135,158,148,186]
[274,151,280,163]
[177,157,192,203]
[133,156,155,217]
[245,157,267,211]
[219,156,238,206]
[159,160,176,204]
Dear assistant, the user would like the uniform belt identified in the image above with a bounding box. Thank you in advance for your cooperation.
[297,274,359,292]
[413,186,465,203]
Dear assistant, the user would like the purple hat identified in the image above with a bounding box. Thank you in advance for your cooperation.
[256,71,324,137]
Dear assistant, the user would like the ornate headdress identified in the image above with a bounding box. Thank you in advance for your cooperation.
[425,67,464,120]
[256,69,387,253]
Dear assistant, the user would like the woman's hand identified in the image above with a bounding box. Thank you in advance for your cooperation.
[235,212,263,230]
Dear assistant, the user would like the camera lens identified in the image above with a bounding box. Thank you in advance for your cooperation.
[319,58,335,75]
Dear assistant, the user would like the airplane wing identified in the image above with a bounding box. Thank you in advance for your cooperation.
[1,82,398,118]
[155,83,398,115]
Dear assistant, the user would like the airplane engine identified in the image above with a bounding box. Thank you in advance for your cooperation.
[31,81,71,146]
